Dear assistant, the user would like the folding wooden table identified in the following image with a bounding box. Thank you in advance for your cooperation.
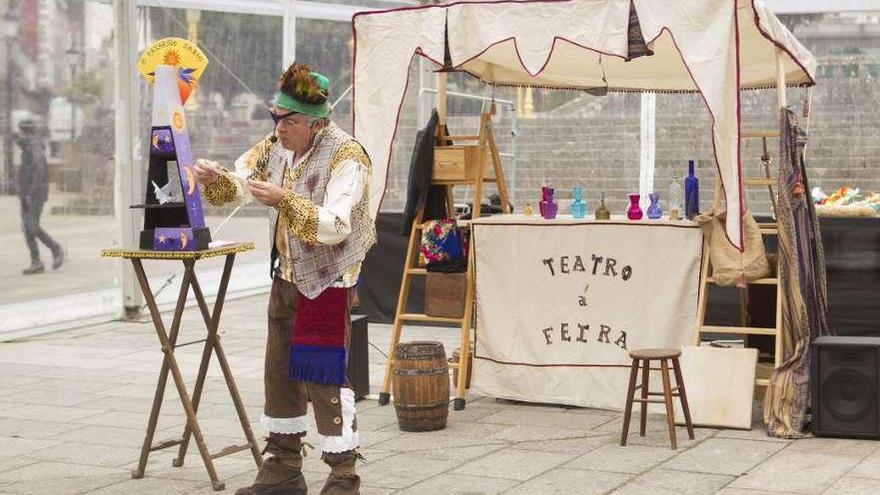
[102,243,260,491]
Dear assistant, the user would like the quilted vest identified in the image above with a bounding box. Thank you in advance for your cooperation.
[268,122,376,299]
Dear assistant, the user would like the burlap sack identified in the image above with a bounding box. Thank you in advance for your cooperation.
[695,210,771,286]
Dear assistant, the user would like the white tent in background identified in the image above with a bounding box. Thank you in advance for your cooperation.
[352,0,816,249]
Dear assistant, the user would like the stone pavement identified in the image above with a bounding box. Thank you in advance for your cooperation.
[0,293,879,495]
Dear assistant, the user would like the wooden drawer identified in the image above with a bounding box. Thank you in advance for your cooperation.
[433,145,490,182]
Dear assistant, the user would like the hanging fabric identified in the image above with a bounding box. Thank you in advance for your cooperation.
[763,107,834,438]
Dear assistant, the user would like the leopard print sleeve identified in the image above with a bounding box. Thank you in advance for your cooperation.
[202,173,238,206]
[275,191,319,244]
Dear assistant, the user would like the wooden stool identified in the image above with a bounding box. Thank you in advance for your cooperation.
[620,348,694,450]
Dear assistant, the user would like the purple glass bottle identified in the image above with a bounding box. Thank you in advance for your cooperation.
[627,193,643,220]
[646,192,663,219]
[540,187,558,219]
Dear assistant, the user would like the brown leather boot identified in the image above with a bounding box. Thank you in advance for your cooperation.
[319,450,361,495]
[235,434,308,495]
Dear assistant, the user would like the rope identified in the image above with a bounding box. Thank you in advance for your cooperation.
[152,2,256,95]
[368,339,388,359]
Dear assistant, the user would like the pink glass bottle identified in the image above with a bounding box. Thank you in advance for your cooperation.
[540,187,558,219]
[627,193,643,220]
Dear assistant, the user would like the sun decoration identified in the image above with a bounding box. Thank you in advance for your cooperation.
[163,49,182,66]
[137,38,208,105]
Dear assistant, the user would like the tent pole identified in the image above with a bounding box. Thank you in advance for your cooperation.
[639,92,656,211]
[775,48,786,109]
[113,0,143,318]
[438,72,448,128]
[282,0,297,69]
[417,57,426,128]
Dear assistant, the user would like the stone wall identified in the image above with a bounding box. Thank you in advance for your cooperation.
[104,67,875,220]
[378,71,880,217]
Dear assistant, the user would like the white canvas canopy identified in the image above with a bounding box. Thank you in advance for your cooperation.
[352,0,816,248]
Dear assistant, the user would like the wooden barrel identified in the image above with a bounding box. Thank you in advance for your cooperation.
[392,341,449,431]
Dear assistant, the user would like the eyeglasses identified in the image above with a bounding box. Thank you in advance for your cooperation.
[268,109,297,126]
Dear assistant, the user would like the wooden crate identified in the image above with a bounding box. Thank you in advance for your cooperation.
[433,145,491,182]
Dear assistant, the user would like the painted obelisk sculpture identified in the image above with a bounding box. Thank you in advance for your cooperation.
[135,38,210,251]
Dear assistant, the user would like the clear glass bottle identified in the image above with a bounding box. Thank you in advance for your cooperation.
[668,173,683,220]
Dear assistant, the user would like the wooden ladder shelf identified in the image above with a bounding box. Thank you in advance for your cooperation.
[694,130,782,388]
[378,112,510,411]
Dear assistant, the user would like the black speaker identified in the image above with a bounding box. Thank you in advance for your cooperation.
[348,315,370,401]
[812,336,880,438]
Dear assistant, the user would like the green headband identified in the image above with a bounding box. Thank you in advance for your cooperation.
[273,71,331,118]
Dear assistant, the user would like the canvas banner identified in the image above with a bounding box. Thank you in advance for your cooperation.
[471,215,703,410]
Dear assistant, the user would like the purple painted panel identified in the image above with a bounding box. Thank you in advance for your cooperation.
[150,128,175,156]
[153,227,196,251]
[168,118,206,229]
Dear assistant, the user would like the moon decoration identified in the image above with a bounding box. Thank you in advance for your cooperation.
[179,230,189,250]
[171,109,186,132]
[183,166,196,195]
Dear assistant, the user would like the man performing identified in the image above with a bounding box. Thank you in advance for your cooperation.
[17,118,64,275]
[194,63,376,495]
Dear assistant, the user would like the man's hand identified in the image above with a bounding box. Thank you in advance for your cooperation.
[20,197,30,212]
[247,179,286,206]
[194,159,221,185]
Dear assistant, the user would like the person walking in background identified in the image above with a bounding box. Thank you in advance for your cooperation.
[17,118,63,275]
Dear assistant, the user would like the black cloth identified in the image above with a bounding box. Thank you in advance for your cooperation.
[460,202,507,220]
[400,109,449,235]
[17,135,49,204]
[426,258,467,273]
[355,213,424,323]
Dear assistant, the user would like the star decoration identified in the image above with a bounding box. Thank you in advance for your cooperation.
[158,235,168,243]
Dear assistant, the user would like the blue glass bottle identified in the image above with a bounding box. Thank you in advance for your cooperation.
[685,160,700,219]
[571,186,587,219]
